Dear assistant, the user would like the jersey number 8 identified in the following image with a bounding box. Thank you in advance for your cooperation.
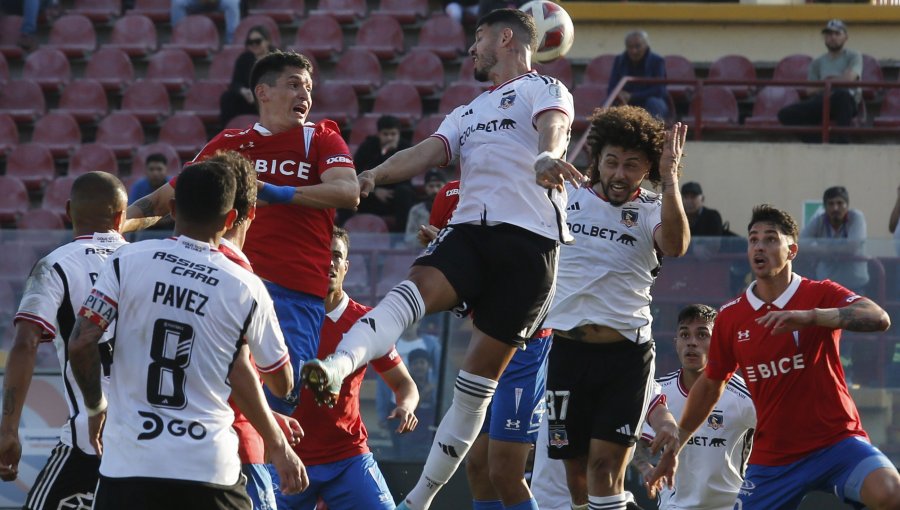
[146,319,196,409]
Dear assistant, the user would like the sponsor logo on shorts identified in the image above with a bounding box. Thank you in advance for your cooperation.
[739,478,755,496]
[549,427,569,448]
[505,419,521,431]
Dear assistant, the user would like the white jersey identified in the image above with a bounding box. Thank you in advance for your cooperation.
[14,233,127,456]
[545,183,662,343]
[82,236,290,485]
[432,71,574,243]
[643,370,756,510]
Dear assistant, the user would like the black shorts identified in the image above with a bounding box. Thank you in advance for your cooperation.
[93,474,251,510]
[414,222,558,347]
[545,337,655,459]
[24,442,99,510]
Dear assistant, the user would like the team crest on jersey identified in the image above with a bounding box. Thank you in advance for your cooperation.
[707,410,724,430]
[621,209,639,228]
[549,427,569,447]
[499,92,516,109]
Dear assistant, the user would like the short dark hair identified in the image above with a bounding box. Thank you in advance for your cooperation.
[145,153,168,167]
[70,171,128,212]
[747,204,799,241]
[376,115,401,131]
[476,8,538,52]
[823,186,849,204]
[585,106,667,188]
[245,25,270,45]
[677,304,717,326]
[249,50,314,95]
[175,160,236,225]
[333,226,350,254]
[204,151,256,227]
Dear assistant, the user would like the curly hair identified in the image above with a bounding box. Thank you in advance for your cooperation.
[677,304,718,327]
[202,151,257,227]
[585,106,667,188]
[748,204,799,241]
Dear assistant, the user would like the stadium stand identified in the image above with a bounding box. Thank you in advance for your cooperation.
[208,46,246,83]
[128,0,170,22]
[133,143,183,175]
[308,82,359,125]
[745,87,801,127]
[417,15,466,60]
[17,209,66,230]
[572,85,608,132]
[85,47,135,92]
[0,176,29,223]
[0,114,18,154]
[164,15,221,57]
[121,81,172,124]
[368,82,422,124]
[664,54,696,103]
[54,79,109,124]
[353,15,404,61]
[683,86,740,128]
[395,50,445,96]
[96,112,145,157]
[107,15,158,57]
[0,16,25,59]
[310,0,367,24]
[146,48,196,93]
[875,89,900,128]
[436,82,482,114]
[248,0,306,23]
[773,54,812,95]
[159,114,211,159]
[23,48,71,93]
[708,54,757,100]
[0,53,7,83]
[68,144,120,177]
[375,0,428,24]
[862,54,884,101]
[225,114,259,130]
[71,0,121,23]
[233,15,282,48]
[332,48,383,94]
[534,57,574,91]
[291,14,344,59]
[582,54,616,89]
[46,14,96,58]
[183,81,229,124]
[41,177,78,222]
[32,113,82,158]
[0,80,45,123]
[6,144,55,191]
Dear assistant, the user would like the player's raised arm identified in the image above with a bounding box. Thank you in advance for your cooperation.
[285,166,359,209]
[122,181,175,232]
[653,122,690,257]
[533,109,583,191]
[756,296,890,335]
[358,137,448,198]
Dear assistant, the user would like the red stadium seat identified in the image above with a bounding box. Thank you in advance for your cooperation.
[107,15,158,57]
[683,86,739,127]
[0,53,7,84]
[23,48,71,93]
[165,15,220,57]
[583,54,616,88]
[412,115,443,144]
[369,83,422,124]
[96,112,145,157]
[121,81,171,124]
[773,54,812,85]
[417,15,465,60]
[343,214,390,251]
[861,54,883,101]
[572,85,608,132]
[208,46,246,83]
[18,208,66,230]
[874,89,900,128]
[128,0,169,22]
[348,115,379,151]
[457,57,489,90]
[375,0,427,24]
[32,113,82,158]
[534,57,574,91]
[71,0,121,22]
[664,54,696,102]
[437,82,482,114]
[332,48,383,94]
[353,15,404,61]
[377,253,416,297]
[708,54,756,99]
[42,177,77,221]
[0,80,45,122]
[309,82,358,125]
[46,14,96,58]
[395,50,444,96]
[0,114,19,154]
[0,176,29,223]
[249,0,305,23]
[68,143,119,176]
[234,16,281,49]
[7,144,55,190]
[0,16,25,60]
[146,49,195,93]
[310,0,366,24]
[184,81,229,124]
[290,14,343,59]
[226,114,259,130]
[342,253,371,296]
[159,114,209,159]
[54,79,108,124]
[745,87,800,127]
[85,48,135,92]
[133,143,183,175]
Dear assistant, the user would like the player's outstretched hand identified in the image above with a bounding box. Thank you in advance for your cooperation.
[0,433,22,481]
[269,443,309,495]
[358,170,376,199]
[660,122,688,177]
[273,412,304,448]
[756,309,815,335]
[387,406,418,434]
[416,225,439,247]
[534,155,584,192]
[89,411,106,457]
[649,421,680,456]
[646,447,678,492]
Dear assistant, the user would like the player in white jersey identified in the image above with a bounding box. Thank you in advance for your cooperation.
[301,9,582,510]
[68,161,308,509]
[633,304,755,510]
[543,106,690,510]
[0,172,127,510]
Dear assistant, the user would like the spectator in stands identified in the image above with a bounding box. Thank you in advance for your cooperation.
[3,0,60,51]
[220,25,275,126]
[129,153,169,204]
[801,186,869,292]
[404,170,448,245]
[352,115,415,231]
[890,183,900,256]
[608,30,669,120]
[777,19,861,144]
[681,181,724,237]
[171,0,241,44]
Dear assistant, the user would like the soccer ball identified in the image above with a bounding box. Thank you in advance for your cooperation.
[519,0,575,63]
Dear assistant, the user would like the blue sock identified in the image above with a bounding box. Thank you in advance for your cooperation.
[504,498,539,510]
[473,500,503,510]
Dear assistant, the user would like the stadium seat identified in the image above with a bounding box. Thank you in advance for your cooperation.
[164,15,220,57]
[18,209,66,230]
[0,80,45,122]
[85,48,135,92]
[233,16,281,49]
[23,48,71,93]
[71,0,121,22]
[582,54,616,88]
[0,114,18,154]
[310,0,366,24]
[128,0,169,22]
[0,176,29,223]
[683,86,739,127]
[861,54,883,101]
[375,0,426,24]
[133,143,183,175]
[874,89,900,128]
[6,144,56,190]
[290,14,343,59]
[332,48,383,94]
[437,82,483,114]
[418,15,466,60]
[46,14,96,58]
[343,214,390,249]
[183,81,229,124]
[0,16,24,60]
[146,49,195,93]
[348,115,379,152]
[534,57,574,91]
[395,50,444,96]
[342,253,371,296]
[708,54,756,99]
[457,57,490,90]
[225,114,259,130]
[664,54,696,102]
[159,114,209,159]
[96,112,145,157]
[107,15,157,57]
[368,83,422,124]
[412,115,443,144]
[0,53,7,84]
[121,80,171,124]
[42,176,78,222]
[309,82,358,125]
[773,54,812,90]
[249,0,305,23]
[54,79,108,124]
[572,85,608,132]
[745,87,801,127]
[68,143,119,176]
[377,252,416,297]
[208,46,246,83]
[353,15,404,61]
[32,113,82,158]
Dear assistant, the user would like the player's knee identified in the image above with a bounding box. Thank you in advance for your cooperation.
[863,468,900,510]
[488,462,523,491]
[586,454,624,489]
[465,454,488,481]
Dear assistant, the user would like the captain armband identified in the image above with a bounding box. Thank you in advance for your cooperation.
[79,289,118,330]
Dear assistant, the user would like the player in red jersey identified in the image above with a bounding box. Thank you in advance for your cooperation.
[676,204,899,510]
[123,50,360,414]
[274,227,419,509]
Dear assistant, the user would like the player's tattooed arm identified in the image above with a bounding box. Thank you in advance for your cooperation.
[122,183,174,232]
[758,298,890,334]
[68,317,106,408]
[832,299,891,332]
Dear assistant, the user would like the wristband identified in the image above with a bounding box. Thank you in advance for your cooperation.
[535,151,554,165]
[258,183,296,204]
[86,395,107,417]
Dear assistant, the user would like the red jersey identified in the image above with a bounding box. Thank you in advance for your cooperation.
[705,275,867,466]
[293,295,401,465]
[429,180,460,230]
[191,121,354,298]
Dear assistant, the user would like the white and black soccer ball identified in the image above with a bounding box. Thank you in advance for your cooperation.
[519,0,575,63]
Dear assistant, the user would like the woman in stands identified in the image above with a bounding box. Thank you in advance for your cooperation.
[220,25,275,126]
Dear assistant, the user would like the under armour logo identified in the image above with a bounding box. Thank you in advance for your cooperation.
[737,330,750,341]
[239,141,255,150]
[505,419,520,430]
[438,442,458,458]
[361,317,376,332]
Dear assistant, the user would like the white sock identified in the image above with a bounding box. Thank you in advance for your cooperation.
[329,280,425,380]
[588,494,628,510]
[403,371,497,510]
